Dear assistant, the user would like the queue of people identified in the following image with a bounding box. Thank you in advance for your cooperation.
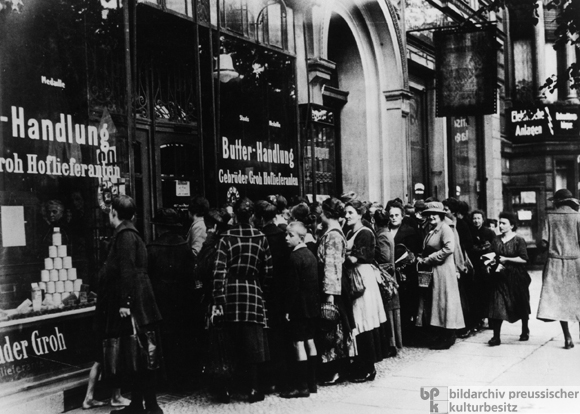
[89,189,580,413]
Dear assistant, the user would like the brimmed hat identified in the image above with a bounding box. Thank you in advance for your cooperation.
[422,201,446,215]
[548,189,579,204]
[151,208,182,227]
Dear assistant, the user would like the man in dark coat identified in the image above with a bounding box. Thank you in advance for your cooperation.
[147,208,196,389]
[96,195,163,414]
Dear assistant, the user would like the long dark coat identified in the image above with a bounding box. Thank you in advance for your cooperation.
[147,231,196,334]
[95,221,162,338]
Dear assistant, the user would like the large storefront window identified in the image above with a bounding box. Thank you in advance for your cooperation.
[301,104,338,201]
[216,35,299,203]
[448,116,482,209]
[409,89,428,200]
[0,0,127,382]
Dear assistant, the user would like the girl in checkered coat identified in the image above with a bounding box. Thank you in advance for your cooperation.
[212,198,273,403]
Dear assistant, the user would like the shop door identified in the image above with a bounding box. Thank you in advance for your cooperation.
[153,132,202,217]
[133,128,201,243]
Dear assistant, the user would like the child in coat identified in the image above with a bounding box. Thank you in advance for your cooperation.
[281,222,320,398]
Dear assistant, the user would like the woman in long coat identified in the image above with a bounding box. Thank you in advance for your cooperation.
[416,202,464,350]
[96,195,163,414]
[147,208,196,387]
[537,189,580,349]
[212,198,273,403]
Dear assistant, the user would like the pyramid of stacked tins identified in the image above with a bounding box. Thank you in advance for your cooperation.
[35,227,89,310]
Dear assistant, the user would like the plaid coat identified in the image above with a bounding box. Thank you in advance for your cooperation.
[213,224,273,326]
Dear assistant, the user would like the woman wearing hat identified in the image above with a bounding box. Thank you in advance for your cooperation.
[538,189,580,349]
[416,201,465,349]
[487,212,531,346]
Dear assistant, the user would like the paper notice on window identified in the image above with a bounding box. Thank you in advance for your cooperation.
[1,206,26,247]
[517,210,532,221]
[176,181,190,197]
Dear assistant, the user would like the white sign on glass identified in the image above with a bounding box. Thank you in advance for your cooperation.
[1,206,26,247]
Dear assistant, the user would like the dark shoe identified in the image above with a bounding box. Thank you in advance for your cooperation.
[216,388,231,404]
[565,338,575,349]
[308,383,317,394]
[519,332,529,342]
[280,388,310,399]
[248,389,265,403]
[145,407,164,414]
[430,334,456,350]
[457,329,472,339]
[350,370,376,383]
[488,337,501,347]
[111,406,145,414]
[386,346,398,358]
[263,385,277,395]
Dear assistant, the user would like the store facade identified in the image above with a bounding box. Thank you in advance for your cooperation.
[0,0,302,408]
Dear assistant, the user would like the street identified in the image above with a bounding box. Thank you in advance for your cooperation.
[64,268,580,414]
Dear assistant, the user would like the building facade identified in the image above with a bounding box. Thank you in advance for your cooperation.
[1,0,573,409]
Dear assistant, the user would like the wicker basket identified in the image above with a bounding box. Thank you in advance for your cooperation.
[320,302,340,332]
[417,263,433,288]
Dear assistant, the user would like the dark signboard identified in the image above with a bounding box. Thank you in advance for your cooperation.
[0,309,94,383]
[434,24,497,117]
[217,36,300,204]
[507,105,580,141]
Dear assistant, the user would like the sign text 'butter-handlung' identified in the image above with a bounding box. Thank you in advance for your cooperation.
[221,136,295,168]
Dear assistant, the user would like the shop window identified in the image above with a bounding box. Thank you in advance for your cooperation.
[160,143,198,208]
[555,159,575,195]
[409,89,428,200]
[301,105,338,201]
[218,0,294,52]
[448,116,482,210]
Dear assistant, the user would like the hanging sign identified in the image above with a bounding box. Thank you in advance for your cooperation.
[434,24,497,117]
[507,105,580,141]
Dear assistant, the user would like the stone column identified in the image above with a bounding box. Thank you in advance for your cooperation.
[383,89,412,203]
[564,42,579,104]
[533,0,547,103]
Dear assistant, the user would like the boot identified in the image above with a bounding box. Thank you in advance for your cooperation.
[280,361,310,398]
[307,357,317,394]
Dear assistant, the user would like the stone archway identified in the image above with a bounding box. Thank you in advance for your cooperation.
[311,0,409,203]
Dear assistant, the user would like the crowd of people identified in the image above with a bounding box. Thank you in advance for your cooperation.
[89,189,580,413]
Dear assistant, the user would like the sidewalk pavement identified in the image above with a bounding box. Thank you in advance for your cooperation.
[68,269,580,414]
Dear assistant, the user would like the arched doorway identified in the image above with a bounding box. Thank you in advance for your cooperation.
[310,0,408,203]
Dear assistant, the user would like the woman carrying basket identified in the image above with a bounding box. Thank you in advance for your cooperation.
[316,197,355,385]
[416,202,464,350]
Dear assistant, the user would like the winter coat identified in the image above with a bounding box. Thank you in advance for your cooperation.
[421,221,465,329]
[213,224,273,325]
[538,205,580,321]
[147,231,196,334]
[95,221,162,338]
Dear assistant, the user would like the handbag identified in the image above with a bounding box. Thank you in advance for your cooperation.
[416,262,433,288]
[347,265,366,299]
[376,262,399,300]
[206,315,234,381]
